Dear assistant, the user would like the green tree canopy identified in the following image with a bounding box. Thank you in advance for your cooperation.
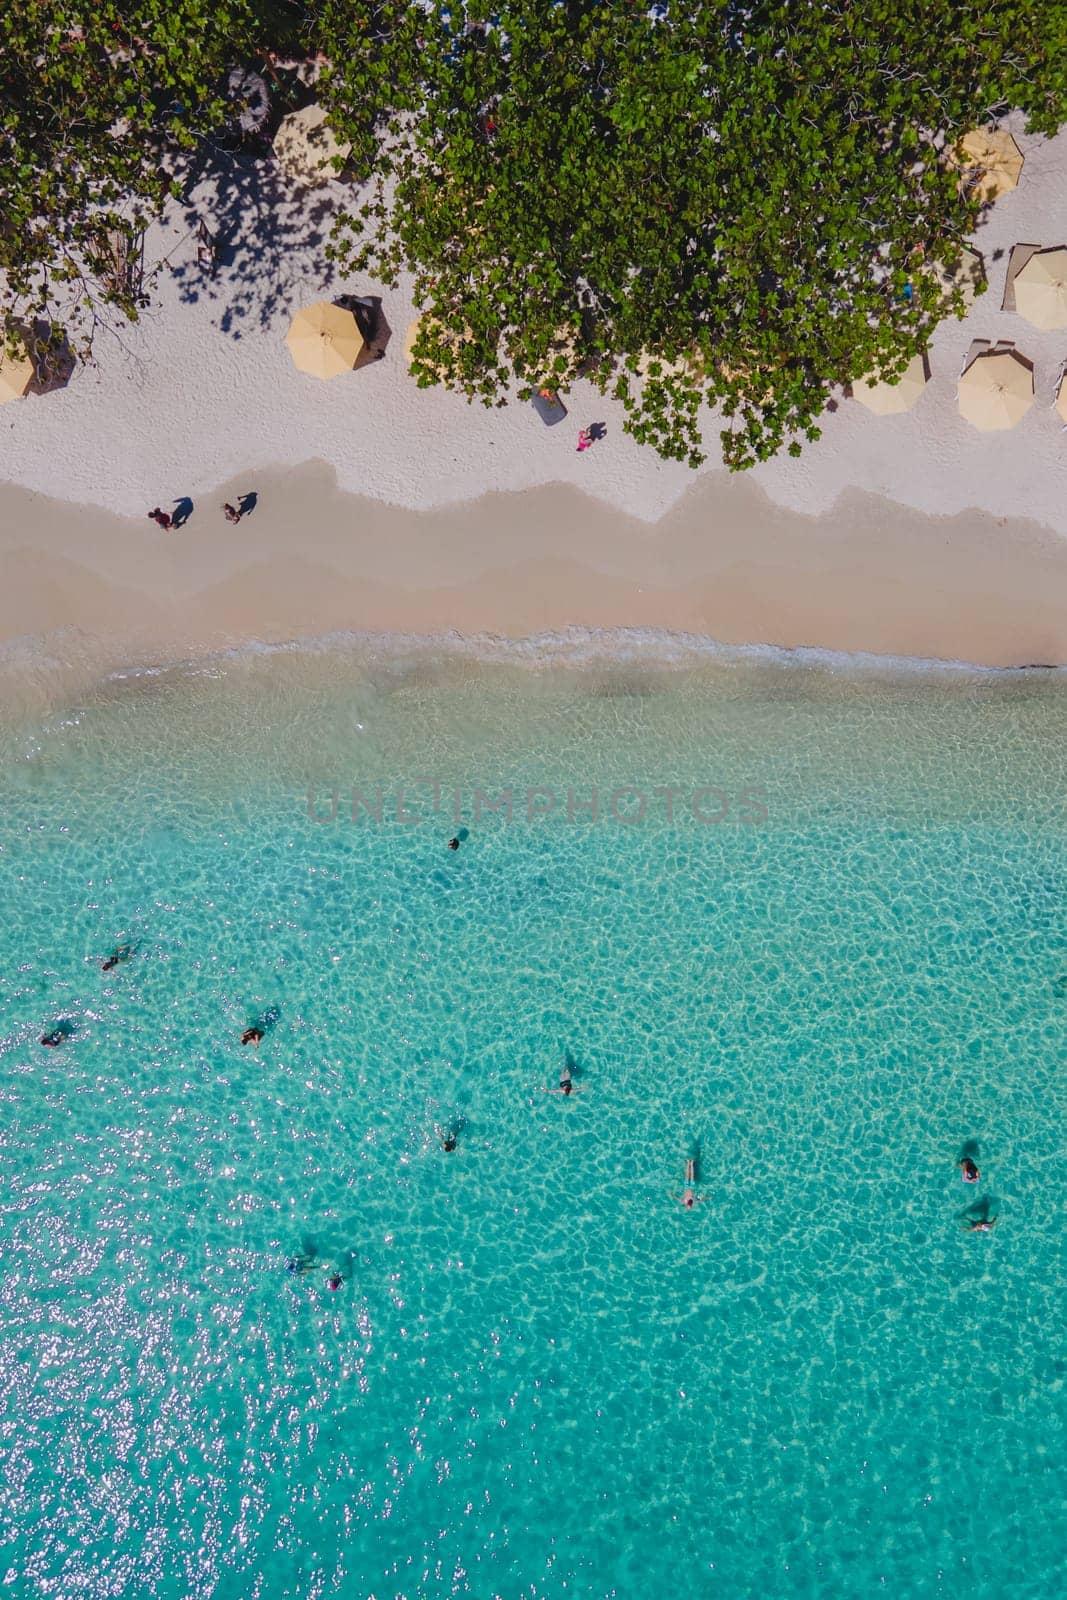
[0,0,256,340]
[320,0,1067,466]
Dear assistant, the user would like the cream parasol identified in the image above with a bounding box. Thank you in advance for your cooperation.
[957,349,1033,430]
[933,247,985,308]
[952,129,1024,202]
[1013,247,1067,330]
[404,314,475,381]
[0,337,35,404]
[273,104,351,185]
[635,348,707,382]
[285,302,364,378]
[852,353,929,415]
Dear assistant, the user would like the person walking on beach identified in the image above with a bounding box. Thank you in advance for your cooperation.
[222,502,243,525]
[673,1158,705,1210]
[576,428,591,453]
[147,507,173,530]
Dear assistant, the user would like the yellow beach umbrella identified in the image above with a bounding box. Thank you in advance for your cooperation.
[273,104,351,186]
[953,129,1024,202]
[934,247,985,308]
[958,349,1033,431]
[285,301,364,379]
[853,353,929,415]
[0,338,35,404]
[404,314,474,381]
[636,348,707,382]
[1013,247,1067,330]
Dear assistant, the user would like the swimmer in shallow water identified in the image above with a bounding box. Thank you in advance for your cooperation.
[241,1026,264,1047]
[540,1060,579,1095]
[101,944,134,973]
[325,1272,343,1291]
[40,1028,66,1048]
[959,1156,980,1183]
[437,1124,458,1151]
[965,1215,997,1233]
[285,1251,316,1276]
[673,1158,706,1210]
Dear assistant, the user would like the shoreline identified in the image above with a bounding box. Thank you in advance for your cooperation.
[3,461,1067,718]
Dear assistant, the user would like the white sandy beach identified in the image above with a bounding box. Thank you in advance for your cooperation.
[3,114,1067,679]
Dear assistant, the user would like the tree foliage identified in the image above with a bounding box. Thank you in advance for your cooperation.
[2,0,1066,467]
[320,0,1067,467]
[0,0,256,341]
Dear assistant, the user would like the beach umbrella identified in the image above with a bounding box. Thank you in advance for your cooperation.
[953,129,1024,202]
[933,247,985,308]
[273,104,351,185]
[1013,247,1067,330]
[285,302,364,379]
[404,315,474,381]
[636,347,707,382]
[957,349,1033,431]
[0,338,34,404]
[852,353,929,415]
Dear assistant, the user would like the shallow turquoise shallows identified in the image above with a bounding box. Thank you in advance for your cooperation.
[1,641,1066,1599]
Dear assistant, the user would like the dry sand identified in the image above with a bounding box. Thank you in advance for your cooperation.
[3,114,1067,692]
[1,116,1066,537]
[2,462,1067,713]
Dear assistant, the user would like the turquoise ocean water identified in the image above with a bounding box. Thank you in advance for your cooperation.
[1,637,1065,1598]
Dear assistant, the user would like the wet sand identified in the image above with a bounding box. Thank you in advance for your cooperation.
[2,461,1067,714]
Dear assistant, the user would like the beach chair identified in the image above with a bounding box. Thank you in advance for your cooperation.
[196,219,219,278]
[531,387,568,426]
[99,226,145,302]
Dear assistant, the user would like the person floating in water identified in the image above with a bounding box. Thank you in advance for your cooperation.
[959,1156,980,1184]
[673,1158,706,1210]
[540,1060,579,1095]
[101,944,133,973]
[964,1215,997,1233]
[285,1250,317,1276]
[241,1026,264,1048]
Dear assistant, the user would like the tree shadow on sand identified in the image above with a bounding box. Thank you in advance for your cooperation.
[170,144,353,338]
